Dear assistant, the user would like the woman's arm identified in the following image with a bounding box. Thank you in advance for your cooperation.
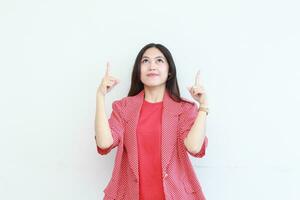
[95,61,120,150]
[94,94,114,149]
[184,69,209,155]
[184,107,207,154]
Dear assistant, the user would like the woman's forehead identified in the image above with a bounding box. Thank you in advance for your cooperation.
[142,47,165,58]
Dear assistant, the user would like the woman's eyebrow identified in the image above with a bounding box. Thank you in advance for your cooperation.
[142,56,166,59]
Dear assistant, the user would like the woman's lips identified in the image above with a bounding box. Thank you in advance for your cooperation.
[147,74,159,77]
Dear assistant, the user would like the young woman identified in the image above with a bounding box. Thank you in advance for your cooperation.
[95,43,209,200]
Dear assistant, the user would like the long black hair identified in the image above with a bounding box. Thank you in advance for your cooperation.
[127,43,189,103]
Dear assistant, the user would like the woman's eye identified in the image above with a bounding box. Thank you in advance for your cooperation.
[158,59,164,63]
[142,59,148,63]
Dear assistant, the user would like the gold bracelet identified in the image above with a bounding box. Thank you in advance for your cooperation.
[198,106,209,115]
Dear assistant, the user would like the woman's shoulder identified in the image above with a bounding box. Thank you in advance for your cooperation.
[179,97,198,112]
[112,96,127,107]
[113,94,140,107]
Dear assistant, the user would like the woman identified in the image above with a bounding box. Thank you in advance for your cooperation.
[95,43,209,200]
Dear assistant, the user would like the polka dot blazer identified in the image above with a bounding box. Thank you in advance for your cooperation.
[95,89,208,200]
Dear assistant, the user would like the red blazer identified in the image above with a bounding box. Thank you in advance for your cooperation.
[95,89,208,200]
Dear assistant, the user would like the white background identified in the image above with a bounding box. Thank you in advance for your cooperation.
[0,0,299,199]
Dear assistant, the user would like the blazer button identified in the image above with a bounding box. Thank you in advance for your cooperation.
[164,173,168,179]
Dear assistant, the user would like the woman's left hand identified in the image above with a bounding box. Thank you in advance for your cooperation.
[187,70,209,107]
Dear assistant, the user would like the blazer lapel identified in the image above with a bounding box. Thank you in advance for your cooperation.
[124,89,182,181]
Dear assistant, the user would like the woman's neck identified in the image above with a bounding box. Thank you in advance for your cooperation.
[143,86,165,103]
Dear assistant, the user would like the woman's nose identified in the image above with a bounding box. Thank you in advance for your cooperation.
[149,61,157,68]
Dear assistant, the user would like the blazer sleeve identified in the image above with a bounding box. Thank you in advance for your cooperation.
[178,101,208,158]
[95,99,126,155]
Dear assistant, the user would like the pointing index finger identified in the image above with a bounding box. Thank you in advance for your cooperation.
[105,61,110,76]
[194,69,201,86]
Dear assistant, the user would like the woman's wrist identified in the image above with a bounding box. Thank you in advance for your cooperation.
[197,102,208,108]
[199,104,208,108]
[198,104,209,115]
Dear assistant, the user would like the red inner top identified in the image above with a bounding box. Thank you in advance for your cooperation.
[136,98,165,200]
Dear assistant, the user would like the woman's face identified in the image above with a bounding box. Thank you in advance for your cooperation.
[140,47,169,88]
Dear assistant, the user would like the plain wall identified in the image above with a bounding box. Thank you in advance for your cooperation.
[0,0,299,199]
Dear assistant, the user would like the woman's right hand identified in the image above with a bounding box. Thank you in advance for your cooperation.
[97,62,120,96]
